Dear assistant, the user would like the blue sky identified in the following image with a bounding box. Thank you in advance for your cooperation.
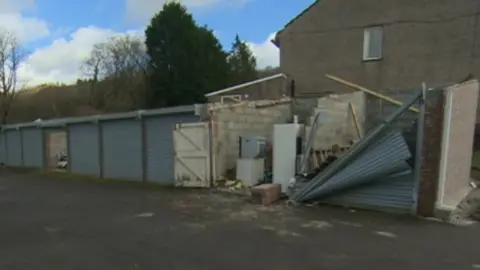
[33,0,312,47]
[1,0,314,85]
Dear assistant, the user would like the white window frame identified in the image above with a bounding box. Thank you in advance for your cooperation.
[220,94,242,104]
[363,26,383,61]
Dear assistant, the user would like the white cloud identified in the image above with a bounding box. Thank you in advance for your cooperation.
[0,13,50,43]
[17,26,143,86]
[247,33,279,68]
[0,0,49,43]
[0,0,35,13]
[126,0,247,23]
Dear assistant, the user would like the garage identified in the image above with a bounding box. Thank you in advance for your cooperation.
[145,114,200,184]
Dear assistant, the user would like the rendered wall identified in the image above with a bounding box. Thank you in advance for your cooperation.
[437,80,479,210]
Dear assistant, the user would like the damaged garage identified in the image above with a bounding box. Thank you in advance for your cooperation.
[205,76,479,218]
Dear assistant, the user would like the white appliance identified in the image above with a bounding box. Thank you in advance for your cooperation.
[273,124,303,193]
[236,158,265,186]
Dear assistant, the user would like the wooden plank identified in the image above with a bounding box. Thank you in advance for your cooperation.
[325,74,420,113]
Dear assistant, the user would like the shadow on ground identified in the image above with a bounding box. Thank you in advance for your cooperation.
[1,170,479,270]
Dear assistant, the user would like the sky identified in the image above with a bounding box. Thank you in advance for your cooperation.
[0,0,314,87]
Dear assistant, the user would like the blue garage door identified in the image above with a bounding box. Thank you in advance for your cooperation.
[5,130,22,166]
[145,114,199,184]
[102,119,143,181]
[0,133,5,164]
[22,128,44,168]
[69,123,101,176]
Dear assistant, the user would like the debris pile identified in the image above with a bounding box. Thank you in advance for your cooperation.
[286,90,422,211]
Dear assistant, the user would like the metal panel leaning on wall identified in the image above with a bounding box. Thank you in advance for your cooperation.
[102,119,143,181]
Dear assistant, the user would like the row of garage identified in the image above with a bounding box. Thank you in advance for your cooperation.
[0,105,202,184]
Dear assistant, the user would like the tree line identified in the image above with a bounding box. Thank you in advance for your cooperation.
[0,2,277,124]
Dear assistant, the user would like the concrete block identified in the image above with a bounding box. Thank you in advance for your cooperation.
[251,123,267,131]
[243,107,256,115]
[234,106,246,114]
[251,184,281,206]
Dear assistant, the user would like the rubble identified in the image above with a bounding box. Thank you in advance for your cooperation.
[288,90,422,210]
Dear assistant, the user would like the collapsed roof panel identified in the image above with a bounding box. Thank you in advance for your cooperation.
[291,132,412,202]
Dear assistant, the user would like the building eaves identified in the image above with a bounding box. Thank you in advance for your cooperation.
[275,0,322,46]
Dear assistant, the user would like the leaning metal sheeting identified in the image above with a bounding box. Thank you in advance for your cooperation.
[322,167,415,211]
[290,90,422,202]
[292,132,412,202]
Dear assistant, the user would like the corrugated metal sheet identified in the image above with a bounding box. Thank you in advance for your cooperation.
[69,123,100,176]
[145,114,199,184]
[0,133,5,164]
[21,128,43,168]
[295,132,412,202]
[102,119,143,181]
[5,130,22,166]
[322,168,416,213]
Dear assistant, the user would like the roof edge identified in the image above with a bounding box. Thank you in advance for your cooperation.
[275,0,321,44]
[1,104,203,130]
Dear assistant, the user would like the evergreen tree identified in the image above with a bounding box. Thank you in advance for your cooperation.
[145,2,230,107]
[227,34,258,85]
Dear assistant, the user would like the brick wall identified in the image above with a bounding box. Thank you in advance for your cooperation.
[209,99,292,181]
[417,90,444,216]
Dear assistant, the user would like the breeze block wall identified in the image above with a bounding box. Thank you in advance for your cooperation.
[306,91,366,150]
[209,99,292,181]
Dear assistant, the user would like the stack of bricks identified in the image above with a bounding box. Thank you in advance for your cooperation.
[251,183,281,206]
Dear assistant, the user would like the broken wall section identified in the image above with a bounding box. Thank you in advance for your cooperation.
[306,91,366,151]
[209,99,292,181]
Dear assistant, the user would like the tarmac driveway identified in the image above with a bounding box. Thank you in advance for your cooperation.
[1,170,480,270]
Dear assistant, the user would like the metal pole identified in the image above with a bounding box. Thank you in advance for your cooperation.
[412,83,427,212]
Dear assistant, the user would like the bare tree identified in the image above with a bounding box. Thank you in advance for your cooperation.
[81,35,149,111]
[80,43,109,109]
[0,29,25,124]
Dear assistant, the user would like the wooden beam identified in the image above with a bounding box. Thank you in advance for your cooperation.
[349,103,363,138]
[325,74,420,113]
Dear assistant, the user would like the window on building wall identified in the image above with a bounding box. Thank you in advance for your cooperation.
[363,26,383,61]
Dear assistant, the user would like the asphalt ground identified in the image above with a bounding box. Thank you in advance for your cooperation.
[1,170,479,270]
